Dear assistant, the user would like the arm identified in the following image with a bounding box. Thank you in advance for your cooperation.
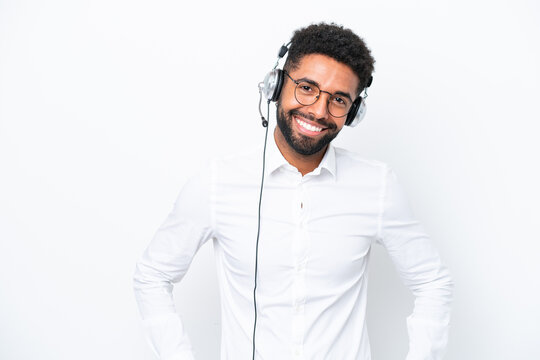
[133,165,215,360]
[377,168,453,360]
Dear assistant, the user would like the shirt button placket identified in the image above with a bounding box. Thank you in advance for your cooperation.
[292,181,308,359]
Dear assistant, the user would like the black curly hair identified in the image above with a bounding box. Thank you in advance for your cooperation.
[284,22,375,95]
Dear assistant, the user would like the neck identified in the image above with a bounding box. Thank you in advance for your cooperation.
[273,128,327,176]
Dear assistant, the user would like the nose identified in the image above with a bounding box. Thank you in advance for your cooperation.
[306,92,331,119]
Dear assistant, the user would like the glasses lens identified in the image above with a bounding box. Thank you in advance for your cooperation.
[328,95,352,118]
[294,81,352,117]
[294,81,319,106]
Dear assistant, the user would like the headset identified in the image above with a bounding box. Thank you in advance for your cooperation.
[252,40,373,360]
[258,42,373,128]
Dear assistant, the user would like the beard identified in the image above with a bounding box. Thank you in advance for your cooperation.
[276,104,340,156]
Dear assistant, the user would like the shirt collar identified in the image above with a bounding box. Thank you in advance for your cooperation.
[265,126,337,179]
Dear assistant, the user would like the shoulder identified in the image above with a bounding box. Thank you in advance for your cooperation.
[333,146,390,176]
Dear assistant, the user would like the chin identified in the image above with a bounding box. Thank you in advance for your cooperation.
[276,105,339,156]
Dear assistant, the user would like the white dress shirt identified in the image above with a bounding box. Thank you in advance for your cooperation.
[133,132,453,360]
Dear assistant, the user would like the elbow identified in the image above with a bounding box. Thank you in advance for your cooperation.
[409,265,454,308]
[132,259,174,294]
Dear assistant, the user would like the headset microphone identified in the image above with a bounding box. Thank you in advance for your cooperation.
[257,83,269,127]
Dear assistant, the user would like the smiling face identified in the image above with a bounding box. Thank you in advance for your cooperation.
[275,54,360,159]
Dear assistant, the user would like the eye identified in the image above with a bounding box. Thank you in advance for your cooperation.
[298,82,315,94]
[332,96,348,107]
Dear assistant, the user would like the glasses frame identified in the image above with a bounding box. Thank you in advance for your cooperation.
[283,70,355,118]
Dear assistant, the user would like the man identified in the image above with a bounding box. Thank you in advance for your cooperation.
[134,23,453,360]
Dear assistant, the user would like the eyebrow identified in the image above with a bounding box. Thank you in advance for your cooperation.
[296,77,354,101]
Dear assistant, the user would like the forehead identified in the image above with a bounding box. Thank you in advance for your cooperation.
[289,54,359,95]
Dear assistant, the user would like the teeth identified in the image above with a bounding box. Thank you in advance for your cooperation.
[296,118,323,132]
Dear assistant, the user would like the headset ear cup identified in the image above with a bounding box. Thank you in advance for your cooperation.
[271,69,284,102]
[261,69,284,102]
[346,97,367,127]
[346,98,360,126]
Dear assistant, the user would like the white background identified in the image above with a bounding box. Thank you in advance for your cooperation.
[1,0,539,359]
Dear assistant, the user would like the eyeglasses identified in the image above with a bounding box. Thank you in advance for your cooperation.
[284,70,354,118]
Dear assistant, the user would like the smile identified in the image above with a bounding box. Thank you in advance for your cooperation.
[295,116,324,133]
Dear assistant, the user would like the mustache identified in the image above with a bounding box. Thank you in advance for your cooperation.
[289,109,337,130]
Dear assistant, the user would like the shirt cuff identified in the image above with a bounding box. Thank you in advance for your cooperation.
[142,313,196,360]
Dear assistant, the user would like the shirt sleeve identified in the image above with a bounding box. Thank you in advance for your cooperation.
[133,163,215,360]
[376,167,453,360]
